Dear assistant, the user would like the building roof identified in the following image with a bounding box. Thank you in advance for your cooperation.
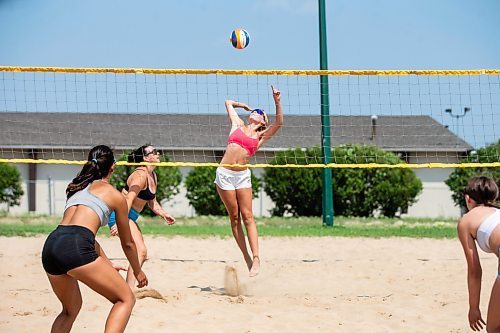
[0,112,472,153]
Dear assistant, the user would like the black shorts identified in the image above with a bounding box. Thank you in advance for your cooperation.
[42,225,98,275]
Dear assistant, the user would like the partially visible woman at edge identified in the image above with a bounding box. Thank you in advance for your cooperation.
[108,144,175,289]
[215,85,283,277]
[457,176,500,332]
[41,145,148,333]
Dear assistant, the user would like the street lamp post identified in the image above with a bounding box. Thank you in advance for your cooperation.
[445,107,471,119]
[445,107,471,147]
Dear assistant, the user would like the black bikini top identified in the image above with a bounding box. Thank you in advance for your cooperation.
[125,170,156,201]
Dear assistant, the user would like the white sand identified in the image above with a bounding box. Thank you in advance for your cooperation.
[0,235,497,332]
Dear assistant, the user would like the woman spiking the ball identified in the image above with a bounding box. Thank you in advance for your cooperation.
[215,85,283,277]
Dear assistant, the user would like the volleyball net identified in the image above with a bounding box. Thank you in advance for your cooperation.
[0,66,499,168]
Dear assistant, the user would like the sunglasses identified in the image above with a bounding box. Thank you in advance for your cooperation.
[252,109,268,124]
[252,109,265,116]
[144,149,160,156]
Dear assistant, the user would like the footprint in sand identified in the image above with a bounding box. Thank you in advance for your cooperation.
[39,307,55,316]
[14,311,32,316]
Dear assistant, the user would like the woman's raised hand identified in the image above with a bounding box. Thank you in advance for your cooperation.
[271,85,281,103]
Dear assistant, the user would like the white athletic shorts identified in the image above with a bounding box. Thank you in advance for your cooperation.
[214,167,251,190]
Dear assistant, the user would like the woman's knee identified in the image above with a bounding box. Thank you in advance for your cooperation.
[115,288,136,308]
[228,212,240,224]
[240,212,254,226]
[63,299,82,319]
[126,291,136,308]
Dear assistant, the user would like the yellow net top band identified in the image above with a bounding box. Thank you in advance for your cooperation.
[1,159,499,169]
[0,66,499,76]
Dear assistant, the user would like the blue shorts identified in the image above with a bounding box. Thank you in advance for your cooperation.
[107,208,141,228]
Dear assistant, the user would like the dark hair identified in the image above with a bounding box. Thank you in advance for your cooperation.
[127,144,153,163]
[66,145,115,199]
[464,176,499,207]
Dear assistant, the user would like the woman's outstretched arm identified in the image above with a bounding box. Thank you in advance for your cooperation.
[148,198,175,225]
[259,85,283,145]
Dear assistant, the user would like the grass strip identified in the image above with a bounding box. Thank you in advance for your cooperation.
[0,220,457,239]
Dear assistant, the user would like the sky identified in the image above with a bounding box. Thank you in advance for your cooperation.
[0,0,499,149]
[1,0,499,69]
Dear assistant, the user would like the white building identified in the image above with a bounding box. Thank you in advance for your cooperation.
[0,112,471,218]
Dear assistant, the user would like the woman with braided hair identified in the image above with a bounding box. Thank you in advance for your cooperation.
[41,145,147,333]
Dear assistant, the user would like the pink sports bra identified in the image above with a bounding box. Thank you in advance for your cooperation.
[227,127,259,156]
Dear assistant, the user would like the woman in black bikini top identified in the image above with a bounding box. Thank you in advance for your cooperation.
[109,144,175,289]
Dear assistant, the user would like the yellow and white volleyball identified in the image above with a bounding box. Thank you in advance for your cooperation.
[230,29,250,49]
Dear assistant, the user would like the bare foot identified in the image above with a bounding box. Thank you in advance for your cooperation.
[249,256,260,277]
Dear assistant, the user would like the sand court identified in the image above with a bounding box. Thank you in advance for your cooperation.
[0,235,497,332]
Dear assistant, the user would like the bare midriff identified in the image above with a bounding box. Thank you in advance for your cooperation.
[220,143,251,171]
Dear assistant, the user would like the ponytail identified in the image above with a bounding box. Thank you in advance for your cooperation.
[66,145,115,199]
[127,144,152,163]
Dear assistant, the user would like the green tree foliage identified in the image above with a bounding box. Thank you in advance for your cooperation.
[262,147,322,216]
[445,140,500,209]
[263,145,422,218]
[331,145,422,218]
[185,166,261,216]
[0,164,24,207]
[110,154,182,216]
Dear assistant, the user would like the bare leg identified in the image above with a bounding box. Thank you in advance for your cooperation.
[487,278,500,333]
[46,273,82,333]
[69,257,136,333]
[216,185,252,269]
[125,220,147,289]
[236,187,260,277]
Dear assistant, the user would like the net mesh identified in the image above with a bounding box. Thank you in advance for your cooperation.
[0,67,499,168]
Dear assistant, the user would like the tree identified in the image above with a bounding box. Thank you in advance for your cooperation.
[263,145,422,218]
[445,140,500,209]
[185,166,261,215]
[331,145,422,218]
[0,164,24,208]
[262,147,322,216]
[110,154,182,216]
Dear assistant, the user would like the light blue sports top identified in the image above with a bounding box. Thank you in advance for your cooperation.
[476,209,500,253]
[64,182,112,227]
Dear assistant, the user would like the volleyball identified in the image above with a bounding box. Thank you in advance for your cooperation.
[230,29,250,49]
